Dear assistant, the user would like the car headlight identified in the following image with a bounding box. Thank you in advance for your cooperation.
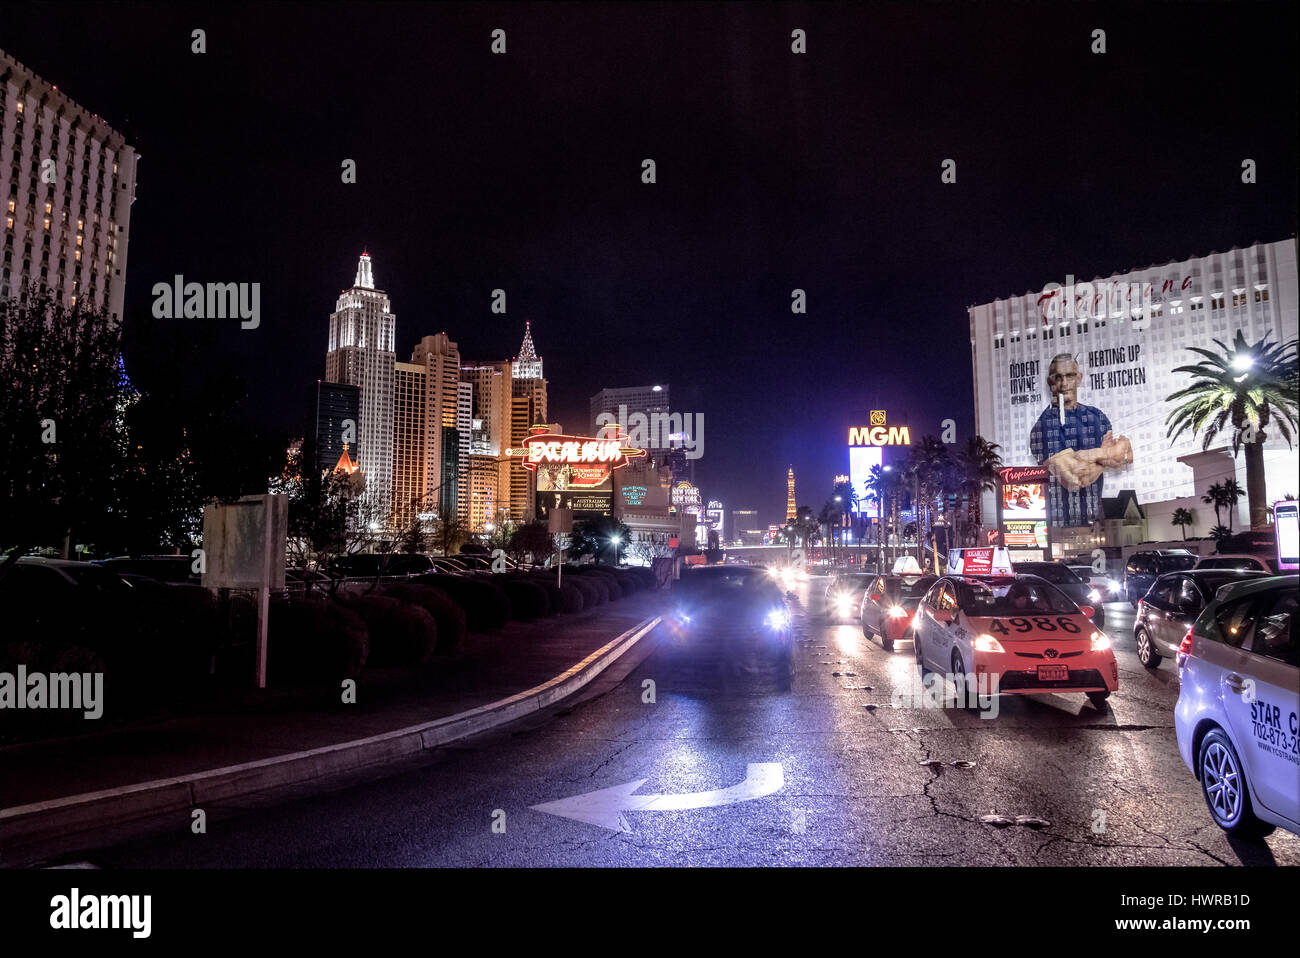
[766,607,791,630]
[1090,631,1111,652]
[1107,579,1122,594]
[974,633,1005,653]
[1087,588,1101,604]
[887,605,908,619]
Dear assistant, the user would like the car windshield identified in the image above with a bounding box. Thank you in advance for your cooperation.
[956,580,1079,616]
[835,574,874,593]
[63,565,130,592]
[1200,558,1258,571]
[1014,564,1078,584]
[1156,554,1197,572]
[887,576,937,600]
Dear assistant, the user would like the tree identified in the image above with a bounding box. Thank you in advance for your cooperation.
[1208,524,1233,552]
[274,437,366,576]
[956,436,1002,545]
[1201,481,1226,527]
[570,515,631,565]
[1171,507,1194,540]
[1166,331,1299,530]
[507,519,553,566]
[0,289,132,575]
[432,513,469,557]
[1220,478,1243,532]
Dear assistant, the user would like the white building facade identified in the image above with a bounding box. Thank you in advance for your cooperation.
[969,240,1299,533]
[326,252,395,520]
[2,49,139,322]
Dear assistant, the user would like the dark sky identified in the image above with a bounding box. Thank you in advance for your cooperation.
[3,2,1296,526]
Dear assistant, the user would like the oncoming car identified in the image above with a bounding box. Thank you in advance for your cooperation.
[669,565,795,686]
[861,574,938,650]
[912,574,1118,709]
[826,572,874,622]
[1175,575,1298,838]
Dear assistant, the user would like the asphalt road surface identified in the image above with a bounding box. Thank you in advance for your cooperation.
[53,576,1300,867]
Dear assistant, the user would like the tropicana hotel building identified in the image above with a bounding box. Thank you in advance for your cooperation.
[968,238,1298,549]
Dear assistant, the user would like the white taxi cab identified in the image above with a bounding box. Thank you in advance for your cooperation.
[1175,575,1299,838]
[913,573,1119,709]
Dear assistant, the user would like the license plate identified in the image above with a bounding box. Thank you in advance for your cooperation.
[1037,665,1068,682]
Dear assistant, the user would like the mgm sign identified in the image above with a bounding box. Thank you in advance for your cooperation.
[848,410,911,446]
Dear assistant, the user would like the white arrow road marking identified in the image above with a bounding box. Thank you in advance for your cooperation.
[530,762,785,833]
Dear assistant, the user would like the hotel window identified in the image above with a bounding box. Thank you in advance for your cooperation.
[1210,293,1224,310]
[1255,286,1269,303]
[1232,292,1247,309]
[1190,298,1204,311]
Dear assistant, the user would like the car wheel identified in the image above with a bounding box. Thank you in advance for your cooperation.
[1092,608,1105,632]
[1135,628,1162,669]
[914,632,928,674]
[952,652,978,710]
[1198,728,1274,838]
[1087,690,1110,710]
[881,633,894,652]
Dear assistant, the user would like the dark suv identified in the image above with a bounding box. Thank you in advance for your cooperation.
[1011,561,1105,629]
[1133,568,1269,669]
[1124,550,1197,607]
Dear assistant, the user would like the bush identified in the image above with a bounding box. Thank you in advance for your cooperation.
[566,574,604,607]
[579,569,622,600]
[411,574,510,631]
[338,593,438,666]
[268,596,369,683]
[379,584,468,653]
[523,574,562,614]
[499,578,550,621]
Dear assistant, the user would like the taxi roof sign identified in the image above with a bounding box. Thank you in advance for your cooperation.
[946,547,1014,577]
[892,555,924,575]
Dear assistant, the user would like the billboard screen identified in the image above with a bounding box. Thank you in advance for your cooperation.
[848,445,882,518]
[1276,500,1299,571]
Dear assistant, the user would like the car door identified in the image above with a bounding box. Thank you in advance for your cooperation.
[1156,576,1206,655]
[1142,576,1178,652]
[926,581,959,665]
[863,577,885,633]
[1221,590,1300,825]
[916,582,947,668]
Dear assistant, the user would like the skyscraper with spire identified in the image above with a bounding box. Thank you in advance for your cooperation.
[326,252,395,521]
[786,466,797,522]
[510,321,548,521]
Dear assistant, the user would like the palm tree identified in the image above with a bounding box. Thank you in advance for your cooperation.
[1208,524,1233,552]
[906,435,951,571]
[816,500,838,564]
[957,436,1002,546]
[1166,331,1299,530]
[1171,507,1193,540]
[1201,481,1226,527]
[1221,478,1243,532]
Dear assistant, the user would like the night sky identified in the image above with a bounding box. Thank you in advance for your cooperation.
[2,2,1295,526]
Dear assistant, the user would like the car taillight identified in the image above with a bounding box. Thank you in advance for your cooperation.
[1136,598,1144,616]
[1178,628,1194,656]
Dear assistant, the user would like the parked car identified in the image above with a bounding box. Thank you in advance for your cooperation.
[1133,568,1271,669]
[1,556,136,595]
[1012,561,1105,630]
[1175,575,1298,837]
[1124,549,1197,607]
[912,573,1117,708]
[95,554,199,584]
[1194,553,1279,574]
[860,574,938,650]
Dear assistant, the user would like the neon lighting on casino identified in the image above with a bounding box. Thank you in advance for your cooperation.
[513,432,647,472]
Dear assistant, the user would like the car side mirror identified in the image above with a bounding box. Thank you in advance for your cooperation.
[1078,605,1094,620]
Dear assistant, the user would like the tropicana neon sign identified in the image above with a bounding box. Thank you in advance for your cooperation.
[511,432,647,471]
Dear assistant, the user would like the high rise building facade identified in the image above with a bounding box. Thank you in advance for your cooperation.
[1,49,139,321]
[313,380,360,476]
[786,467,796,521]
[391,360,427,530]
[510,323,548,523]
[589,384,669,437]
[460,359,513,531]
[969,239,1299,525]
[326,252,395,519]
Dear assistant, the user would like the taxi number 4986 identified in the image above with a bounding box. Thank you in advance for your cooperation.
[987,617,1082,635]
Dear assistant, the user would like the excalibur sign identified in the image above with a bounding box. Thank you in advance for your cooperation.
[508,431,647,471]
[529,762,785,833]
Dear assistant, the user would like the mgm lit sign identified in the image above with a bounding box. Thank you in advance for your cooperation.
[848,410,911,446]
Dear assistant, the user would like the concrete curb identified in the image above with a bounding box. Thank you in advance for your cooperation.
[0,615,662,854]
